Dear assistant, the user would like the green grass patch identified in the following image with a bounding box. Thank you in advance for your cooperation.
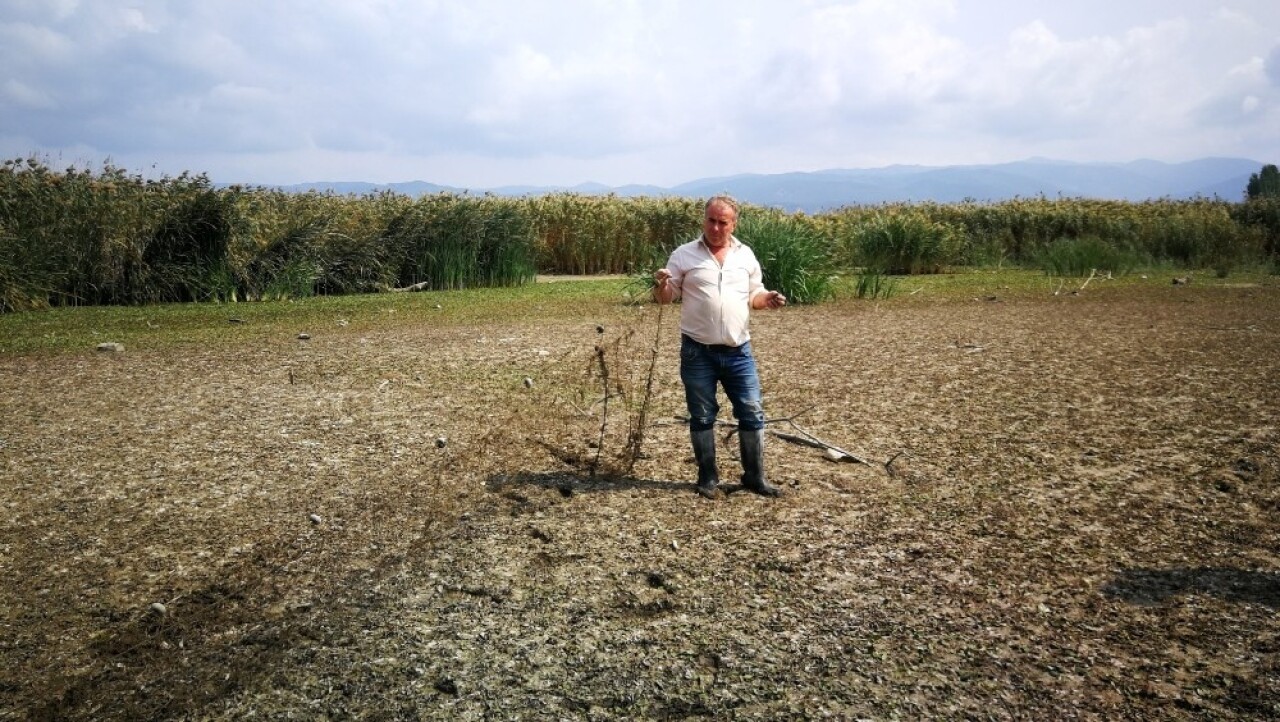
[0,279,631,356]
[1034,235,1144,277]
[5,271,1277,357]
[833,267,1279,303]
[853,268,899,299]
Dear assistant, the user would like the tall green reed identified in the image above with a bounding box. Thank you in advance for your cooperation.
[385,194,535,290]
[4,155,1277,314]
[735,210,835,304]
[1034,235,1144,277]
[841,208,963,274]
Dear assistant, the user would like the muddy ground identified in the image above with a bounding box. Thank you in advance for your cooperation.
[1,281,1277,720]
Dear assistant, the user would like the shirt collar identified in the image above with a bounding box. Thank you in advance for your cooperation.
[699,234,741,254]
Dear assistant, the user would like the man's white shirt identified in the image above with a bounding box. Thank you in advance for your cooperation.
[664,235,765,347]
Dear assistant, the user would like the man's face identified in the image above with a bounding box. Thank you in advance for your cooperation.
[703,202,737,247]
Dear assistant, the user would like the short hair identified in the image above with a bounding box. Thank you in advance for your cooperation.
[704,194,739,218]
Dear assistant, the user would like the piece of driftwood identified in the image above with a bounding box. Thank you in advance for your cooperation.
[672,410,880,469]
[1078,268,1098,291]
[392,281,432,292]
[770,426,876,467]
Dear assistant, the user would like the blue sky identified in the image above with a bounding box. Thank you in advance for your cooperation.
[2,0,1278,188]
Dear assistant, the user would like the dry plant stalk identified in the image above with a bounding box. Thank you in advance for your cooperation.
[591,341,610,476]
[571,306,665,478]
[622,302,665,474]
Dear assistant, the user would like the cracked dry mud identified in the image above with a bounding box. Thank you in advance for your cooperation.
[2,282,1277,720]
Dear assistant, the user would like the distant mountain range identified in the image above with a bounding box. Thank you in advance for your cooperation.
[269,157,1267,214]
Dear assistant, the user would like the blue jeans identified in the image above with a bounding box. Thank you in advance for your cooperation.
[680,335,765,433]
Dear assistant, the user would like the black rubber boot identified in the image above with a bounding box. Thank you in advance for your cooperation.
[691,428,722,499]
[739,429,781,497]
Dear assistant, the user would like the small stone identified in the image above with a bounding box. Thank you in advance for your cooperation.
[150,602,167,615]
[96,342,125,353]
[309,513,323,525]
[297,333,311,340]
[435,437,448,449]
[523,377,534,388]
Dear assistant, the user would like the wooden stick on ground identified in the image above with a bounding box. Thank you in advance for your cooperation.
[673,411,881,469]
[1079,268,1098,292]
[770,421,878,467]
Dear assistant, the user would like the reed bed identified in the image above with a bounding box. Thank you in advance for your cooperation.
[2,156,1276,313]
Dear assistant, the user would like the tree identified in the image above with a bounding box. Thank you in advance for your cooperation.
[1246,164,1280,199]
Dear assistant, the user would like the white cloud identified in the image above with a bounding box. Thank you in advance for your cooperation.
[3,78,56,109]
[2,0,81,23]
[0,20,75,66]
[1,0,1278,185]
[750,1,964,111]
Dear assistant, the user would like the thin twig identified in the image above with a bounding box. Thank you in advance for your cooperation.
[1079,268,1097,291]
[884,450,908,476]
[591,344,608,476]
[623,302,665,473]
[585,392,624,412]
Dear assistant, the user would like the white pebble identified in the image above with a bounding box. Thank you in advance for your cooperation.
[309,513,323,525]
[150,602,167,615]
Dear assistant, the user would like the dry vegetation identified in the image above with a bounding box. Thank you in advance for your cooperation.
[1,278,1278,720]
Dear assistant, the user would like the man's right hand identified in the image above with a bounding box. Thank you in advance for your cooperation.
[653,269,673,303]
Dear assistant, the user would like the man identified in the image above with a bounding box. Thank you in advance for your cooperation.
[654,195,787,499]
